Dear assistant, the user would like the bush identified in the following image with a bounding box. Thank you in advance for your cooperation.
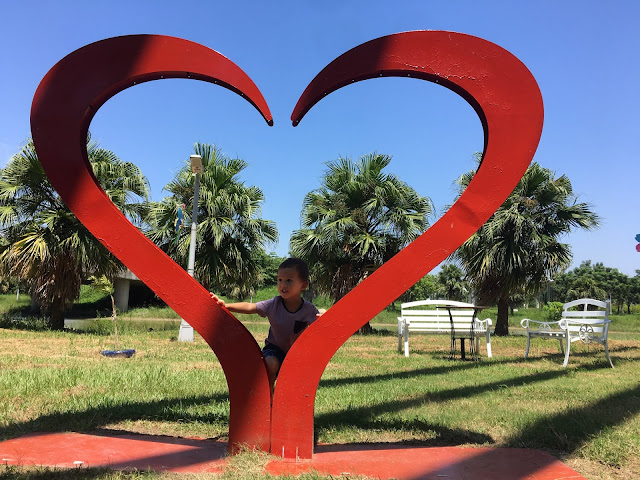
[84,317,114,335]
[543,301,563,321]
[0,314,51,331]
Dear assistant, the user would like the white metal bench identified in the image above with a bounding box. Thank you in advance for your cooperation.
[397,300,493,359]
[520,298,613,367]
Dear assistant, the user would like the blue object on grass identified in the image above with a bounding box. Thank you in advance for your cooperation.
[101,349,135,358]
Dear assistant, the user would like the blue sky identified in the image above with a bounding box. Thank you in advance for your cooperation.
[1,1,638,276]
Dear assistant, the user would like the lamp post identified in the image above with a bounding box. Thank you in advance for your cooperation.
[178,154,203,342]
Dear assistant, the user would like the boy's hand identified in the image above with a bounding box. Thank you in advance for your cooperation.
[316,308,326,319]
[210,293,225,306]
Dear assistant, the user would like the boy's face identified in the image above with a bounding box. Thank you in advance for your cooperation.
[277,267,308,301]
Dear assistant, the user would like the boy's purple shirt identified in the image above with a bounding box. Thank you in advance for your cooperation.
[256,296,319,352]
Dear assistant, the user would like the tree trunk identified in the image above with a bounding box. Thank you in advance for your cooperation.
[358,321,374,334]
[30,295,40,314]
[494,296,510,336]
[49,299,66,330]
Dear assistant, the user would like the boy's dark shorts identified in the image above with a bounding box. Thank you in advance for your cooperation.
[262,342,286,365]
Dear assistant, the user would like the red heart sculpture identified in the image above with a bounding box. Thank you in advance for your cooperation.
[31,32,543,460]
[272,31,544,458]
[30,35,274,452]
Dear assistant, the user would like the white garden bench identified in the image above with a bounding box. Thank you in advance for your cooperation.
[397,300,493,359]
[520,298,613,367]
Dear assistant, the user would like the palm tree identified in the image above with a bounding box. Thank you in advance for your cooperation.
[146,143,277,299]
[436,264,469,302]
[453,161,599,335]
[0,138,150,329]
[290,153,433,331]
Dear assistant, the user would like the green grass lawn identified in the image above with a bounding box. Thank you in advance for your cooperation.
[1,290,639,479]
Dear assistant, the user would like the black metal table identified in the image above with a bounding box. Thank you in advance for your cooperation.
[445,305,487,361]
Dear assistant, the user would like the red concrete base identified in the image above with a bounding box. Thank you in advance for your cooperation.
[0,432,585,479]
[0,432,227,474]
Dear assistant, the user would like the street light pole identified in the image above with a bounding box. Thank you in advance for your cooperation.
[187,169,201,278]
[178,154,203,342]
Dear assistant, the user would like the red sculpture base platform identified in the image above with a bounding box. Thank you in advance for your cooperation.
[0,432,585,479]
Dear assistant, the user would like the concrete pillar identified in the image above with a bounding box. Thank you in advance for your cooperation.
[114,277,131,312]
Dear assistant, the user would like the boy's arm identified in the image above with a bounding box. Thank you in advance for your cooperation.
[210,294,258,314]
[225,302,258,314]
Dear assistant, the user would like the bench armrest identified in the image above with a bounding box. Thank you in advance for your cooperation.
[476,317,492,328]
[520,318,562,329]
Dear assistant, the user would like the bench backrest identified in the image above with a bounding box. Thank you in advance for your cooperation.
[400,300,481,331]
[561,298,610,333]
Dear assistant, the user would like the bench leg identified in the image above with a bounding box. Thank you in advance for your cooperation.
[485,330,492,358]
[558,338,565,355]
[604,338,614,368]
[524,334,531,359]
[397,326,402,353]
[562,335,571,367]
[403,325,409,357]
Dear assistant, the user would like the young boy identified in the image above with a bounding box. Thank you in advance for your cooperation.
[211,258,322,395]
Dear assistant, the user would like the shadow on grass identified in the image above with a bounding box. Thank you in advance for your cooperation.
[505,382,640,453]
[0,393,230,442]
[317,368,571,446]
[609,344,640,353]
[318,365,640,479]
[354,327,397,337]
[530,343,635,366]
[319,356,524,389]
[397,382,640,480]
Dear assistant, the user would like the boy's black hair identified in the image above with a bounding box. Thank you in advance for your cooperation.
[279,257,310,283]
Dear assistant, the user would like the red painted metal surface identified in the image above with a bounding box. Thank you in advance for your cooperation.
[0,432,586,479]
[30,35,273,453]
[30,31,543,461]
[272,31,543,458]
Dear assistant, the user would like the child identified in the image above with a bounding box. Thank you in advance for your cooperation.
[211,258,323,395]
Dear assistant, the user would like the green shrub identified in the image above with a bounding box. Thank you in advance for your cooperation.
[0,314,51,331]
[84,317,114,335]
[543,301,563,321]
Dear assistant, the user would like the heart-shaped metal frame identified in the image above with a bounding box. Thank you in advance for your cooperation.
[31,35,274,452]
[274,31,543,458]
[30,31,543,460]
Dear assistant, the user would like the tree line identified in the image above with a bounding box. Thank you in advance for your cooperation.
[1,139,609,335]
[551,261,640,315]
